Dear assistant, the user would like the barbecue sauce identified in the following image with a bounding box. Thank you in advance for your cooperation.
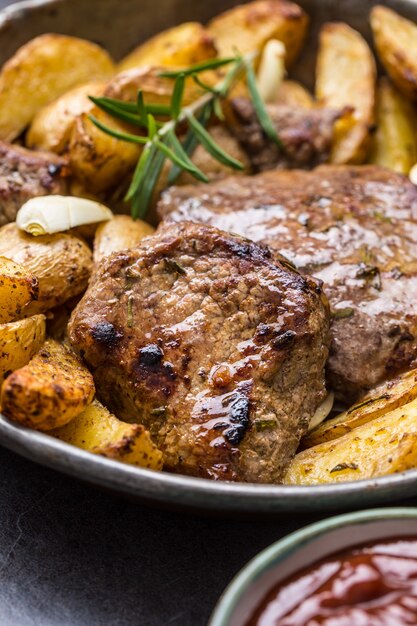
[246,537,417,626]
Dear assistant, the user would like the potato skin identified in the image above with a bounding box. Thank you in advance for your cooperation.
[118,22,217,72]
[0,314,45,381]
[94,216,154,263]
[371,5,417,102]
[0,223,93,314]
[316,22,376,164]
[303,368,417,448]
[284,397,417,485]
[1,339,95,431]
[69,107,141,194]
[0,256,38,323]
[0,34,114,142]
[52,399,163,470]
[207,0,308,66]
[27,82,105,154]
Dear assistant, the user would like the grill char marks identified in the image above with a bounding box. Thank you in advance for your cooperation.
[158,164,417,400]
[69,222,330,483]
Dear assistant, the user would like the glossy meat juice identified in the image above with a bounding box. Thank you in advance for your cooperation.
[247,537,417,626]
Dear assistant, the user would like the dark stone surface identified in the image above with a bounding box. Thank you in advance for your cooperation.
[0,446,320,626]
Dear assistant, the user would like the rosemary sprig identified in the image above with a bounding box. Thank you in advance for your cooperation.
[89,53,281,219]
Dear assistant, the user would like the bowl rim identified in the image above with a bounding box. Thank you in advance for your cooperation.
[208,507,417,626]
[1,0,417,514]
[3,414,417,513]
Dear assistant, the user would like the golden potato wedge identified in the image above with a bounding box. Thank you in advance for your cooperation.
[371,5,417,102]
[93,216,154,263]
[0,256,38,323]
[284,397,417,485]
[303,368,417,448]
[316,23,376,164]
[51,399,163,470]
[1,339,95,431]
[118,22,217,72]
[0,34,114,142]
[0,314,45,381]
[276,80,314,108]
[26,82,105,153]
[69,107,141,194]
[207,0,308,67]
[0,223,93,314]
[369,78,417,174]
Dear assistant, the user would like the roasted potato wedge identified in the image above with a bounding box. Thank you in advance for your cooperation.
[370,78,417,174]
[284,398,417,485]
[1,339,95,431]
[303,369,417,448]
[0,256,38,323]
[371,5,417,102]
[207,0,308,67]
[0,223,93,314]
[26,82,105,153]
[0,314,45,381]
[276,80,314,108]
[118,22,217,72]
[316,23,376,164]
[0,34,114,142]
[51,399,163,470]
[69,106,141,194]
[94,216,154,263]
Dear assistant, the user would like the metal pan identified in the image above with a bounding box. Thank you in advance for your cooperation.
[0,0,417,515]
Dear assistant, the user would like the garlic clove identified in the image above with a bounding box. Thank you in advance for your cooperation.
[308,391,334,431]
[16,195,113,236]
[256,39,286,104]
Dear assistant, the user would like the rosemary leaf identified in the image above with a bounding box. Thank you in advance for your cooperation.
[89,96,145,127]
[165,130,209,183]
[245,60,282,148]
[154,139,206,181]
[148,113,157,139]
[192,74,219,95]
[137,90,147,125]
[186,111,245,170]
[171,73,185,120]
[125,142,153,201]
[159,56,238,78]
[131,148,166,219]
[88,115,148,144]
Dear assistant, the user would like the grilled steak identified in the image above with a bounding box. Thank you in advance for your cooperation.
[228,98,340,172]
[158,165,417,400]
[0,142,70,225]
[69,222,330,483]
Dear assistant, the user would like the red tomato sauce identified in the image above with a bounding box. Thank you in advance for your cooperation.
[246,537,417,626]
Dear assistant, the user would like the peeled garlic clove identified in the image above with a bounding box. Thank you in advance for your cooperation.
[16,195,113,236]
[256,39,286,104]
[308,391,334,431]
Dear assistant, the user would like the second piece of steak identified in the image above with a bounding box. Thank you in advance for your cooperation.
[158,165,417,400]
[229,98,340,172]
[69,222,330,483]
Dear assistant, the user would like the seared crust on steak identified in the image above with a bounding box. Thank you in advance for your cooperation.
[69,222,330,483]
[229,98,340,172]
[158,165,417,400]
[0,141,70,225]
